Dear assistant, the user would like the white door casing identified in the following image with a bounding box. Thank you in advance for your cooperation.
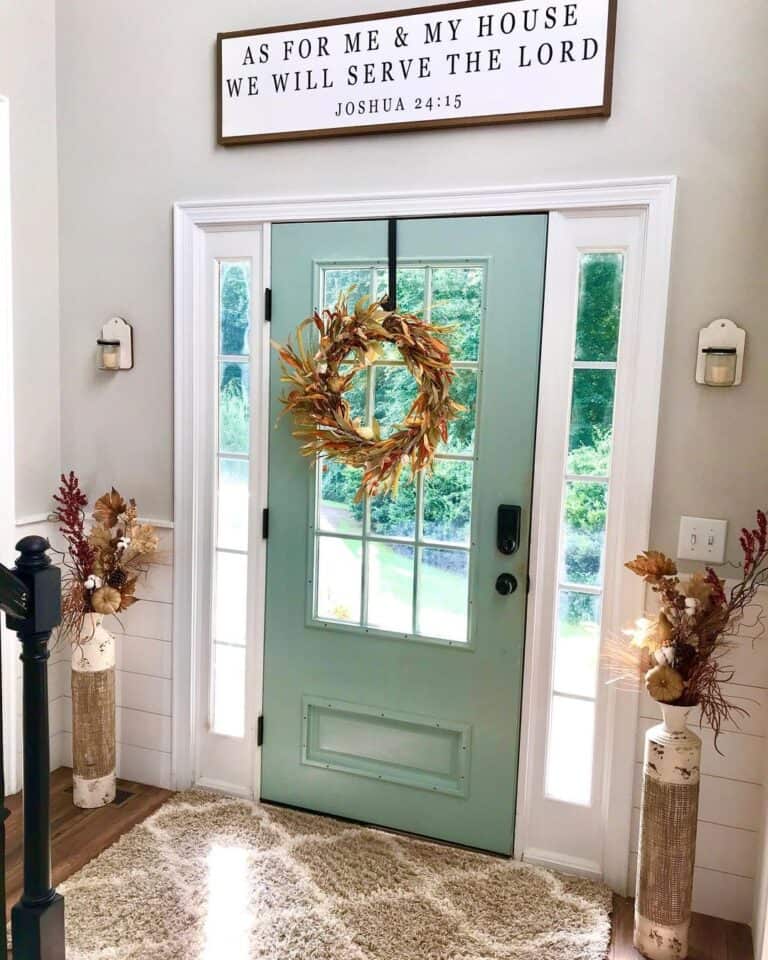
[173,177,677,890]
[0,96,19,795]
[175,225,270,797]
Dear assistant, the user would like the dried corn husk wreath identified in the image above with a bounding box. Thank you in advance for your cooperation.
[273,293,462,499]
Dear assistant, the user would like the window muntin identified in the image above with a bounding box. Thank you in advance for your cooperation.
[210,259,252,738]
[310,263,484,644]
[544,251,625,805]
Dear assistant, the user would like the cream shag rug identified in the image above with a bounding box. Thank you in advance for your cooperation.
[60,791,612,960]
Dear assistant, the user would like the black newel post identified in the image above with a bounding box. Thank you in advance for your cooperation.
[6,536,65,960]
[0,556,30,960]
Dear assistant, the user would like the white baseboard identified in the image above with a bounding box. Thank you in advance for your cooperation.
[523,847,603,881]
[193,776,255,800]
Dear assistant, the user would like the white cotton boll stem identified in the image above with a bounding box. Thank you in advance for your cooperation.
[655,647,675,666]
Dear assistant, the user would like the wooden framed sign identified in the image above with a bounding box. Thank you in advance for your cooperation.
[218,0,617,145]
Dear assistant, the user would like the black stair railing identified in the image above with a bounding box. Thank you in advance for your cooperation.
[0,536,65,960]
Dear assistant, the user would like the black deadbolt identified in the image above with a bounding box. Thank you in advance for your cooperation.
[497,505,522,556]
[495,573,518,596]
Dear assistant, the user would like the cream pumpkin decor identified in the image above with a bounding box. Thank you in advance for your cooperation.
[273,293,462,498]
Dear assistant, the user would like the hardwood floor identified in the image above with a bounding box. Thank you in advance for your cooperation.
[3,771,754,960]
[610,896,753,960]
[4,766,171,916]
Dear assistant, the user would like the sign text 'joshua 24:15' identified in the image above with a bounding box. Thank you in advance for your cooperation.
[217,0,617,144]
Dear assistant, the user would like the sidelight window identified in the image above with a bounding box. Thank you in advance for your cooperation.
[210,260,252,737]
[544,252,625,806]
[311,263,484,645]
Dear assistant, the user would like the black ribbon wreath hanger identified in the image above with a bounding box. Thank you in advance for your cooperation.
[382,218,398,312]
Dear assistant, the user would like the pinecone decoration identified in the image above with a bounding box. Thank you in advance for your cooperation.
[674,642,698,677]
[107,569,128,590]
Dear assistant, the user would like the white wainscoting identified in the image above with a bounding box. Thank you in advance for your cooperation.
[13,519,174,792]
[627,590,768,924]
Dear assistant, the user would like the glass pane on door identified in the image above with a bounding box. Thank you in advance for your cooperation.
[310,263,483,644]
[316,536,362,624]
[417,548,470,643]
[367,542,415,634]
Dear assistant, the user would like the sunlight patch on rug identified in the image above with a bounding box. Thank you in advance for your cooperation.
[59,792,612,960]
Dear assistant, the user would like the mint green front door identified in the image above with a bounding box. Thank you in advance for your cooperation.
[262,215,547,854]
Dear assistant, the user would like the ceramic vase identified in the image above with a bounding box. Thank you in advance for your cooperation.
[634,703,701,960]
[71,613,117,807]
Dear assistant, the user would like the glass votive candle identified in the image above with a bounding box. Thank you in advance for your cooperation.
[98,340,121,371]
[702,347,737,387]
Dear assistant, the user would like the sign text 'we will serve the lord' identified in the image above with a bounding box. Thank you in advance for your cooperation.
[218,0,617,144]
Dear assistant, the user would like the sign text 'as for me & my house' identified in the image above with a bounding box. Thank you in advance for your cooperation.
[218,0,617,144]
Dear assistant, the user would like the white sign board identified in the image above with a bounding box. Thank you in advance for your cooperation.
[218,0,617,144]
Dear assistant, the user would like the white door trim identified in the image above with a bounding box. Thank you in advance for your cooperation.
[175,177,676,227]
[172,176,676,888]
[185,227,269,798]
[0,96,19,796]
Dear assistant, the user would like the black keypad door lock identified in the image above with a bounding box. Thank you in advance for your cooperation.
[497,505,522,556]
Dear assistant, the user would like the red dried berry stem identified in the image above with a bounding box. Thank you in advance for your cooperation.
[52,471,95,582]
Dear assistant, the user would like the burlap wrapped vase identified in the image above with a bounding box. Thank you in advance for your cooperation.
[634,704,701,960]
[71,613,117,807]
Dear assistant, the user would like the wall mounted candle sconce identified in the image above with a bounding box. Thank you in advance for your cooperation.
[97,316,134,371]
[695,318,745,387]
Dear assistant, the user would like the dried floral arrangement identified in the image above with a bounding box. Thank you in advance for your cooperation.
[52,472,159,643]
[622,509,768,744]
[273,293,462,499]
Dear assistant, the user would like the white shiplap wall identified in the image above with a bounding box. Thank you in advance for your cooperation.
[628,591,768,924]
[13,520,173,791]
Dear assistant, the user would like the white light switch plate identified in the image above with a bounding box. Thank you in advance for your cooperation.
[677,516,728,563]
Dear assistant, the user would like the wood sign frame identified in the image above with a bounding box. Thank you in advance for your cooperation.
[218,0,618,145]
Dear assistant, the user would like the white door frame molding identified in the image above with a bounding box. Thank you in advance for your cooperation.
[173,175,677,889]
[0,96,19,795]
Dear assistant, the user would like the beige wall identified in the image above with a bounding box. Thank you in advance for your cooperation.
[54,0,768,553]
[0,0,61,519]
